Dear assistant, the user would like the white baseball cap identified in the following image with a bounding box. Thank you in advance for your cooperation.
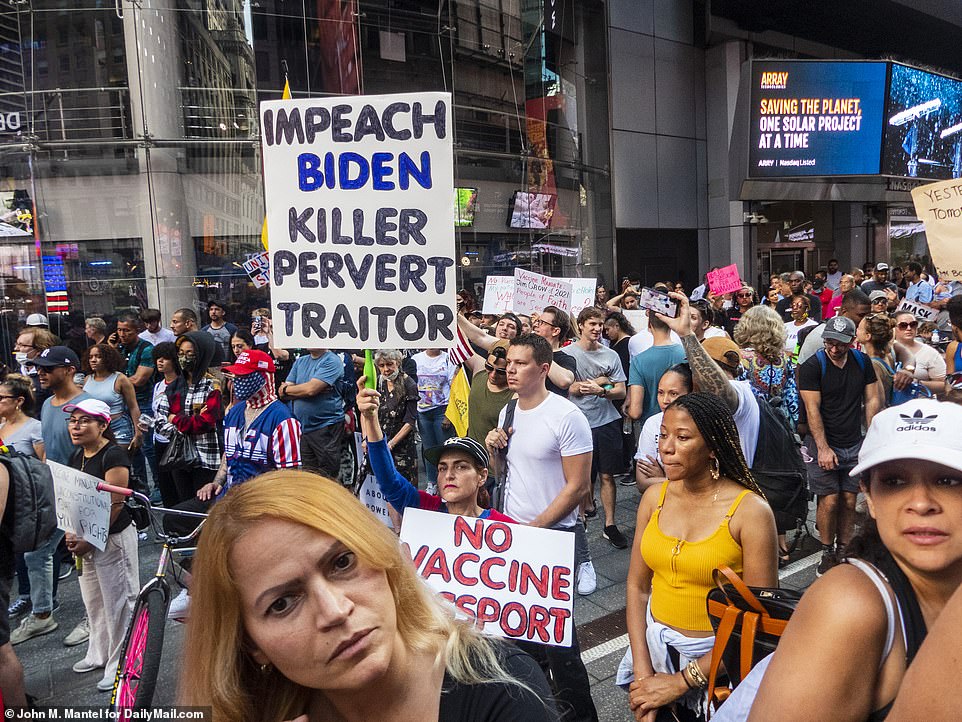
[62,398,112,423]
[25,313,48,327]
[850,399,962,477]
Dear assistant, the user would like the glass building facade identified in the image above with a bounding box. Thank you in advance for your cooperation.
[0,0,612,353]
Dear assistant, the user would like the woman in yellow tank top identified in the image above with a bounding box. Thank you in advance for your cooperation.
[624,392,778,722]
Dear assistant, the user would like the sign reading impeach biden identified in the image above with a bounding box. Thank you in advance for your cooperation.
[260,93,456,348]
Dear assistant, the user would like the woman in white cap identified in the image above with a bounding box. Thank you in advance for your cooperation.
[63,398,139,693]
[713,398,962,721]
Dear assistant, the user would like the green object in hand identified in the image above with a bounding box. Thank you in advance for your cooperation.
[364,350,377,389]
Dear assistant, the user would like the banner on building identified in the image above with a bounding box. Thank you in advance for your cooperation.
[400,508,575,647]
[261,92,456,348]
[911,179,962,281]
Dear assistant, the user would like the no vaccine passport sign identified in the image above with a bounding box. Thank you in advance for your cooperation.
[401,509,576,647]
[260,93,456,348]
[749,61,887,177]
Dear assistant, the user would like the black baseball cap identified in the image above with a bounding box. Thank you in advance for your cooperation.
[26,345,80,369]
[423,437,489,469]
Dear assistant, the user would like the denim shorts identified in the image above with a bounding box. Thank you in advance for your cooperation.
[805,436,862,496]
[110,414,134,445]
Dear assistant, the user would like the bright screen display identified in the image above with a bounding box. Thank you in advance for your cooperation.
[882,63,962,180]
[508,191,556,229]
[454,187,477,227]
[748,60,888,177]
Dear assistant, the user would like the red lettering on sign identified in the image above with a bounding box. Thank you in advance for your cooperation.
[526,605,551,643]
[475,597,501,626]
[452,552,479,586]
[551,565,571,601]
[518,563,549,597]
[479,557,506,590]
[453,516,484,550]
[508,559,519,590]
[421,548,451,582]
[500,601,527,637]
[484,521,512,552]
[454,594,477,617]
[550,607,572,644]
[412,544,429,569]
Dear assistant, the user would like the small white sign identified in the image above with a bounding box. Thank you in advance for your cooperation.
[358,473,395,529]
[49,461,112,551]
[481,276,515,315]
[512,268,572,315]
[400,508,575,646]
[896,299,937,322]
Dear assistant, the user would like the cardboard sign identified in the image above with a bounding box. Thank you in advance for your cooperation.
[896,299,937,322]
[49,461,111,551]
[912,180,962,281]
[481,276,515,314]
[512,268,572,315]
[564,277,597,314]
[358,473,395,529]
[260,93,456,348]
[707,264,742,296]
[243,251,270,288]
[399,508,575,646]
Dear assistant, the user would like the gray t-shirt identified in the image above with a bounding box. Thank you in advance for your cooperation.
[41,391,91,464]
[561,343,626,428]
[3,417,43,457]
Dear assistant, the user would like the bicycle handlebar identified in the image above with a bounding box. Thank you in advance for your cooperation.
[97,482,133,497]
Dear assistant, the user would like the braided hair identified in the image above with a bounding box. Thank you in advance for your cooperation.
[665,392,765,498]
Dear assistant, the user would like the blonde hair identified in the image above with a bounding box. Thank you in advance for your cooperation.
[179,470,534,721]
[734,304,786,363]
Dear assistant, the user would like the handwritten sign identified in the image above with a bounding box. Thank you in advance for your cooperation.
[912,179,962,281]
[896,299,937,322]
[707,264,743,296]
[564,277,597,314]
[481,276,515,314]
[261,93,456,348]
[358,473,394,529]
[513,268,572,315]
[400,508,575,646]
[49,461,111,551]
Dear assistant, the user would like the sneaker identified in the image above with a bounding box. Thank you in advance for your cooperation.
[64,617,90,647]
[7,597,31,618]
[58,562,74,580]
[167,588,191,621]
[617,473,636,487]
[815,550,837,578]
[10,614,58,645]
[72,658,103,674]
[603,524,629,549]
[96,674,116,692]
[584,503,598,519]
[577,561,597,596]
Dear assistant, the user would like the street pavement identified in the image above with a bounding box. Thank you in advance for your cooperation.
[16,482,823,717]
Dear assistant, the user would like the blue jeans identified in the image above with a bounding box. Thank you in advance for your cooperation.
[21,529,65,614]
[417,406,453,485]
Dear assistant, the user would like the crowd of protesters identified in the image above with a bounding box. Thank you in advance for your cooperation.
[0,256,958,721]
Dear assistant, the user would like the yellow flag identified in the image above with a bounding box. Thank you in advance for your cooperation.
[445,367,470,437]
[261,80,292,251]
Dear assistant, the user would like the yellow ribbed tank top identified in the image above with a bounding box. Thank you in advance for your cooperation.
[640,481,751,632]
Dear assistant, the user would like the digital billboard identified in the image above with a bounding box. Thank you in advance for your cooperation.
[882,63,962,180]
[454,187,477,227]
[508,191,556,229]
[748,61,888,177]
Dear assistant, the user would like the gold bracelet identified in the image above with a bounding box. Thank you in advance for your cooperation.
[680,666,695,690]
[686,660,708,689]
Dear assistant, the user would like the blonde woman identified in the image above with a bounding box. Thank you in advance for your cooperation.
[179,471,557,722]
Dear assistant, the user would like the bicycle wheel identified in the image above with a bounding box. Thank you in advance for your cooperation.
[111,584,168,710]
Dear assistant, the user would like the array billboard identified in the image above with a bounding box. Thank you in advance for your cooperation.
[749,60,962,180]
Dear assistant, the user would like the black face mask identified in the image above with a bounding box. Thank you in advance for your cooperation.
[178,354,196,371]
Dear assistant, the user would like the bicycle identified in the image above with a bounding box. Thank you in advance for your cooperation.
[96,482,208,710]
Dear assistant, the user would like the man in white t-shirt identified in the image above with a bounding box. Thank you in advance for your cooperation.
[485,334,598,722]
[658,295,759,466]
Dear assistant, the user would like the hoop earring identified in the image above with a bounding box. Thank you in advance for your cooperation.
[710,457,720,481]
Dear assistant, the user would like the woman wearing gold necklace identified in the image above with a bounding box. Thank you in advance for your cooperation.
[63,398,139,694]
[622,392,778,722]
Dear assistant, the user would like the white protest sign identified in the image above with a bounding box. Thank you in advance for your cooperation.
[261,93,456,348]
[243,251,270,288]
[896,299,937,322]
[48,461,111,551]
[400,508,575,647]
[512,268,572,315]
[358,473,394,529]
[564,277,596,314]
[481,276,515,314]
[911,180,962,281]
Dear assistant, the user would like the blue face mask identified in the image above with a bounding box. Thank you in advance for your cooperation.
[233,372,265,401]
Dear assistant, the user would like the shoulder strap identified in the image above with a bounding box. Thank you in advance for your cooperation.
[656,480,669,510]
[816,349,827,377]
[955,341,962,370]
[723,489,752,521]
[845,559,899,664]
[501,398,518,436]
[850,349,867,372]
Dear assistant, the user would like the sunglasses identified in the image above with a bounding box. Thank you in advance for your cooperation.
[897,321,918,330]
[736,292,753,298]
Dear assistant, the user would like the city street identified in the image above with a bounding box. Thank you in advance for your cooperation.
[19,484,822,718]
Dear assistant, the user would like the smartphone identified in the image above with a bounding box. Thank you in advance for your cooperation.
[252,315,264,332]
[638,287,679,318]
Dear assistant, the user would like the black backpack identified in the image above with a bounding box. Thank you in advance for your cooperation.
[0,450,57,553]
[749,396,808,532]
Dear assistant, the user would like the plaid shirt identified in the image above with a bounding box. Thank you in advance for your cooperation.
[155,377,224,470]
